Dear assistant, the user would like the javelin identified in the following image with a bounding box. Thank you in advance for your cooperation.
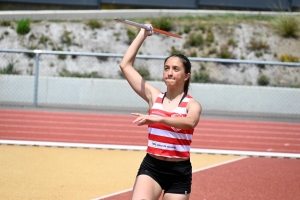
[114,18,182,39]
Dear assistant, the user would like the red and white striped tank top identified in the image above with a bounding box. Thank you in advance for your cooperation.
[147,92,194,158]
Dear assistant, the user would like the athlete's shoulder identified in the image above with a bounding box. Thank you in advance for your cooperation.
[187,96,202,113]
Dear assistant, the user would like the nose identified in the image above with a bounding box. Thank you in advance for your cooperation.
[167,68,173,76]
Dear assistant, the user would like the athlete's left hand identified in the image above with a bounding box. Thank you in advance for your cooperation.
[132,113,162,126]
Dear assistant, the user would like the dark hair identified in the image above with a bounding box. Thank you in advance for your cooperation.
[164,54,191,94]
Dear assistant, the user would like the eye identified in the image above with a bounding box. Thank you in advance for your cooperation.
[173,67,180,72]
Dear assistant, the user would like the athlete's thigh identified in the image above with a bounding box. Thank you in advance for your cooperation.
[131,175,162,200]
[163,193,190,200]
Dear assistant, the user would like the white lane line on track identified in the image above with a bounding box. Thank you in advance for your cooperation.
[1,130,300,149]
[1,136,300,151]
[0,140,148,150]
[90,157,247,200]
[196,145,300,153]
[2,130,300,147]
[1,140,299,158]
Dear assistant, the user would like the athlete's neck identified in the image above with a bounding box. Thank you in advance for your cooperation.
[165,91,184,103]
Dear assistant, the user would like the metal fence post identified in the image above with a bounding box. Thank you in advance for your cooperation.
[33,51,40,108]
[288,0,293,11]
[98,0,101,9]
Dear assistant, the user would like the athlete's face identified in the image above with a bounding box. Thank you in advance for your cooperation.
[163,57,190,88]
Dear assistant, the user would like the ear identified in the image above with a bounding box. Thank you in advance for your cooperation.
[184,73,191,81]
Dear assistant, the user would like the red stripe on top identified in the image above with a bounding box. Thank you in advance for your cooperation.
[148,134,192,146]
[147,146,190,158]
[155,96,163,103]
[149,122,194,134]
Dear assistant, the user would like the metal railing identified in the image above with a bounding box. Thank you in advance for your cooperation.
[1,49,300,117]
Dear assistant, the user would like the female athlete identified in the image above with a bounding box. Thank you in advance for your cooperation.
[120,24,202,200]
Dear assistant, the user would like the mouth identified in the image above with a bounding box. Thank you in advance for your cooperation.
[164,78,175,84]
[165,78,174,81]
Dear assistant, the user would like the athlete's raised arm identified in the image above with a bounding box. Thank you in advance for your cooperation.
[120,25,160,107]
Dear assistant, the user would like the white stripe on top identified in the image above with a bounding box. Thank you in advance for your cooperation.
[148,140,191,152]
[148,127,193,140]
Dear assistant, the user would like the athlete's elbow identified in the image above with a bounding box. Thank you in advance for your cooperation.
[179,119,197,130]
[119,61,132,70]
[189,120,199,129]
[188,124,196,130]
[119,62,125,69]
[120,58,128,68]
[183,123,196,130]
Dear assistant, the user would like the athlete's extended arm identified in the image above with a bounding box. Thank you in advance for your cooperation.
[119,26,159,104]
[132,99,202,129]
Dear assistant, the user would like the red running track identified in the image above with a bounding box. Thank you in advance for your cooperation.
[102,157,300,200]
[1,109,300,200]
[0,109,300,153]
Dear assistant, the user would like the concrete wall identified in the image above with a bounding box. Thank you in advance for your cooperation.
[1,75,300,115]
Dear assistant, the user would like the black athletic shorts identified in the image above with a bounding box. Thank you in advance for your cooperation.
[137,153,192,194]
